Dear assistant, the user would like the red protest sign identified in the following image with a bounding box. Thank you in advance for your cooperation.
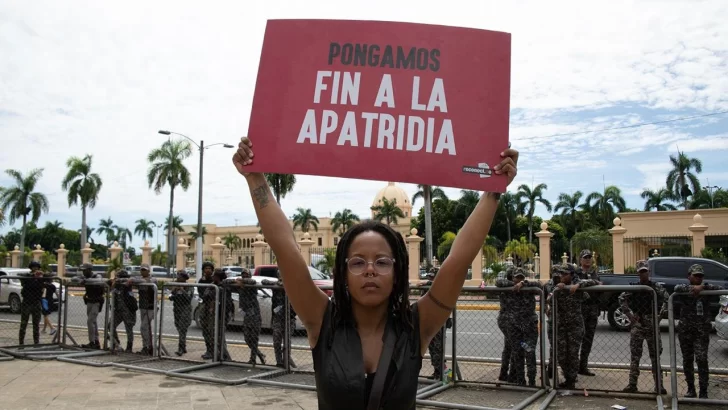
[245,19,511,191]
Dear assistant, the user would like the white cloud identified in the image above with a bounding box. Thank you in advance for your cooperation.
[1,0,728,248]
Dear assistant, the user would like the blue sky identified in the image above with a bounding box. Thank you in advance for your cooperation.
[1,0,727,250]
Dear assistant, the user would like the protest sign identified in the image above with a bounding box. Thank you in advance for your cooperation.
[245,19,511,191]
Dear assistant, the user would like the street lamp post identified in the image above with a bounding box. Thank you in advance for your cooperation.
[706,185,720,209]
[158,130,233,276]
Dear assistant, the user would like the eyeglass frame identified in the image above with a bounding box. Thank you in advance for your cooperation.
[344,257,396,275]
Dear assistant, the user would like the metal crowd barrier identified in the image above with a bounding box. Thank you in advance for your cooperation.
[669,289,728,409]
[417,286,548,410]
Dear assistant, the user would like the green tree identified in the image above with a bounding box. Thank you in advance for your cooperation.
[265,174,296,205]
[97,217,117,246]
[554,191,586,237]
[61,154,103,250]
[690,188,728,209]
[666,151,702,209]
[147,139,192,269]
[0,169,50,266]
[331,208,360,236]
[190,226,209,243]
[371,197,405,226]
[641,188,677,211]
[412,185,448,266]
[292,207,320,232]
[164,215,185,234]
[504,237,537,266]
[516,183,552,243]
[437,231,456,261]
[315,248,336,274]
[223,233,242,260]
[115,226,132,249]
[134,219,155,241]
[585,185,627,229]
[495,191,519,242]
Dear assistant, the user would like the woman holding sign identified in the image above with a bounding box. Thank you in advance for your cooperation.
[233,137,518,410]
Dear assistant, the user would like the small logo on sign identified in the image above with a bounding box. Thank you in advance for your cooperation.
[462,162,492,179]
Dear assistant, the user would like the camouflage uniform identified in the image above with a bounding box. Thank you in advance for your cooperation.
[543,268,562,377]
[263,278,297,368]
[72,264,105,349]
[548,264,597,389]
[496,267,541,386]
[575,250,600,375]
[496,267,515,381]
[619,260,668,393]
[169,271,193,356]
[198,261,216,359]
[423,274,451,380]
[131,271,157,355]
[110,273,137,352]
[674,264,723,399]
[18,264,50,345]
[238,277,265,364]
[209,269,233,361]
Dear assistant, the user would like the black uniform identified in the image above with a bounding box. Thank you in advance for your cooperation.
[238,278,265,364]
[197,276,215,358]
[19,274,47,345]
[576,266,600,375]
[110,279,137,352]
[169,286,193,355]
[423,278,450,380]
[264,278,298,367]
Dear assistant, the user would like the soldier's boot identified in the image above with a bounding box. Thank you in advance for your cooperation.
[175,343,186,357]
[498,367,509,381]
[528,377,536,387]
[578,362,595,376]
[684,385,697,398]
[698,383,708,399]
[622,384,638,393]
[125,341,133,353]
[558,379,576,390]
[654,373,667,395]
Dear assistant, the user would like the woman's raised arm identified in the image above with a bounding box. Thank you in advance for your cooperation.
[417,148,519,347]
[233,138,329,344]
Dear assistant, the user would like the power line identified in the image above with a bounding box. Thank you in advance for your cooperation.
[514,110,728,141]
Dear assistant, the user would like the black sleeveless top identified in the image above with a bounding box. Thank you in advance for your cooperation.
[312,301,423,410]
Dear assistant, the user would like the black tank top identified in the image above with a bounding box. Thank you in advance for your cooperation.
[312,300,423,410]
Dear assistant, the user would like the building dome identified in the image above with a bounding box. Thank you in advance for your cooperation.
[371,182,413,219]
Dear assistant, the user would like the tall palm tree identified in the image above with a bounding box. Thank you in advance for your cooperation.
[412,184,448,265]
[147,139,192,269]
[134,219,155,242]
[371,197,405,226]
[690,188,728,209]
[0,169,49,266]
[454,190,481,224]
[190,226,209,244]
[115,226,132,249]
[164,216,185,234]
[331,208,360,236]
[61,154,103,250]
[496,191,518,242]
[515,183,552,243]
[641,188,678,211]
[265,174,296,205]
[585,185,627,229]
[97,217,117,246]
[554,191,585,235]
[223,233,242,259]
[41,220,64,251]
[0,187,6,228]
[666,151,703,209]
[504,237,537,267]
[292,208,320,232]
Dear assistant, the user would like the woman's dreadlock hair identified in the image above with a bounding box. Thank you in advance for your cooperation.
[330,220,412,333]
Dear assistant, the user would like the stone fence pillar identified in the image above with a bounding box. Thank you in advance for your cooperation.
[405,229,423,283]
[32,245,44,263]
[609,217,627,274]
[252,235,267,268]
[10,245,21,268]
[688,214,708,257]
[210,237,225,267]
[535,222,553,281]
[176,238,189,272]
[140,240,153,266]
[56,244,69,277]
[81,243,94,265]
[298,232,314,266]
[109,241,122,263]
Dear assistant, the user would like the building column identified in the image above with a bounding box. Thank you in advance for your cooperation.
[688,214,709,257]
[10,246,21,268]
[210,237,225,267]
[609,217,627,274]
[252,235,267,268]
[533,254,540,277]
[56,244,69,277]
[535,222,553,281]
[31,245,44,263]
[176,239,189,272]
[109,241,123,262]
[298,232,314,266]
[81,243,94,265]
[405,229,423,283]
[140,240,153,266]
[471,247,483,281]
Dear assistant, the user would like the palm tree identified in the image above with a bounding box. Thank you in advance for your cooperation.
[115,226,132,249]
[292,208,320,232]
[190,226,209,244]
[41,220,64,251]
[437,231,457,261]
[97,217,117,246]
[164,216,185,234]
[515,183,552,243]
[554,191,585,235]
[666,151,703,209]
[496,191,519,242]
[641,188,678,211]
[0,169,49,266]
[454,190,481,222]
[504,237,537,266]
[223,233,242,259]
[265,174,296,205]
[315,248,336,274]
[585,185,627,228]
[61,154,103,250]
[134,219,155,242]
[690,188,728,209]
[412,184,448,265]
[147,139,192,269]
[371,197,405,226]
[331,208,360,236]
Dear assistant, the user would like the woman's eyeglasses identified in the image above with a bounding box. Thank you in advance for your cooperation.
[345,257,395,275]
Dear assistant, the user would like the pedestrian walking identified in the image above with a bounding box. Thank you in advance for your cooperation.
[549,264,597,389]
[674,264,724,399]
[234,268,266,365]
[109,270,137,353]
[18,261,49,345]
[72,263,105,349]
[169,270,193,356]
[131,264,157,355]
[262,274,298,368]
[198,261,215,360]
[575,249,601,377]
[619,260,668,394]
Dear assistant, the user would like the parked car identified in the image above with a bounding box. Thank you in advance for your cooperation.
[715,295,728,341]
[252,264,334,296]
[222,266,244,278]
[599,257,728,331]
[0,268,65,314]
[190,275,305,331]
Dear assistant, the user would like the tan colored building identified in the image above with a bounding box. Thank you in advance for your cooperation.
[179,181,414,257]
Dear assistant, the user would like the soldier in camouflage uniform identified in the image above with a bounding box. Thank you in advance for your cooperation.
[262,273,298,368]
[109,270,137,353]
[674,264,723,399]
[169,270,193,356]
[71,263,105,349]
[544,265,562,378]
[496,267,542,386]
[209,269,233,361]
[197,261,215,360]
[619,260,668,394]
[234,268,266,365]
[496,266,515,381]
[576,249,601,376]
[18,261,51,346]
[418,269,451,380]
[548,263,597,389]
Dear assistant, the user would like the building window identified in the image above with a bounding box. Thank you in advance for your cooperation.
[318,237,323,246]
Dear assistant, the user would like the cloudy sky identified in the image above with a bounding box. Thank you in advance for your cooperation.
[1,0,727,249]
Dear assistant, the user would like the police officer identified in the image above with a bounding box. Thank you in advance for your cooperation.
[619,260,668,394]
[18,261,48,345]
[131,264,157,355]
[674,264,723,399]
[169,270,193,356]
[109,269,137,353]
[576,249,601,377]
[262,272,297,368]
[72,263,104,349]
[198,261,215,360]
[550,263,597,389]
[419,268,451,380]
[544,265,562,378]
[496,266,515,381]
[209,269,232,361]
[234,268,266,365]
[496,267,541,386]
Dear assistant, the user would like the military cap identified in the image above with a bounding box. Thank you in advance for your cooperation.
[116,269,130,278]
[561,263,576,276]
[176,270,190,281]
[514,268,526,278]
[551,265,563,276]
[81,263,93,270]
[28,261,41,269]
[580,249,593,258]
[636,260,649,272]
[688,264,704,276]
[139,263,150,271]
